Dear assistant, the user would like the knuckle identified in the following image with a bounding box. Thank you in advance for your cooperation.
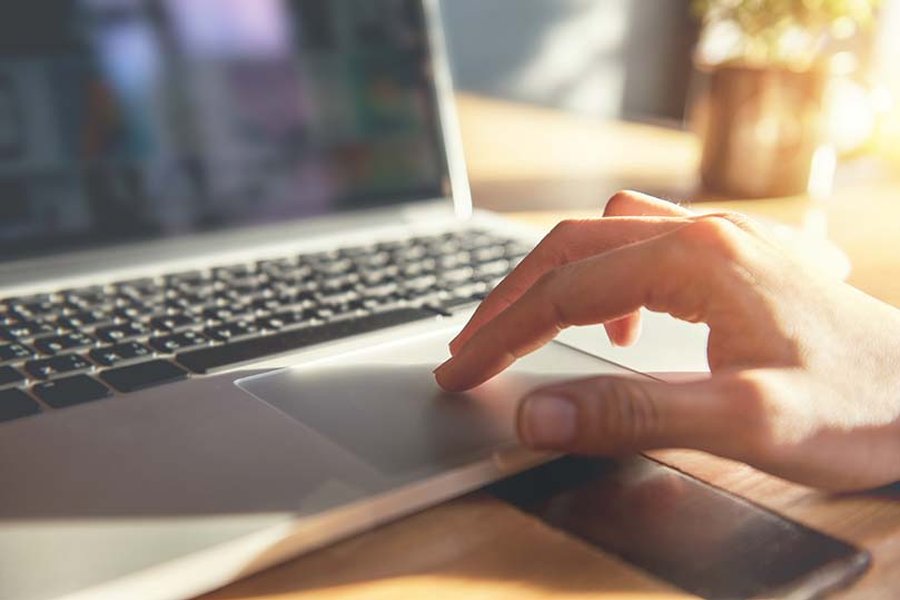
[677,216,747,261]
[704,211,758,233]
[543,219,584,263]
[548,219,581,239]
[723,372,802,464]
[534,267,571,328]
[577,378,662,452]
[604,190,639,216]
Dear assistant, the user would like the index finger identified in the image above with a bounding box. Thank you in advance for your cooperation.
[435,221,720,392]
[448,217,690,354]
[449,192,693,355]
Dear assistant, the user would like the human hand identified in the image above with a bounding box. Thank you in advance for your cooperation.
[435,191,900,491]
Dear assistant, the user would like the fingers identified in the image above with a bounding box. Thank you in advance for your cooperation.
[448,216,691,355]
[604,313,642,346]
[435,219,760,391]
[603,190,692,218]
[435,217,751,392]
[515,372,754,459]
[599,193,691,347]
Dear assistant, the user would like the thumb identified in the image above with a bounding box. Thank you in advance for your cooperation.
[516,375,740,456]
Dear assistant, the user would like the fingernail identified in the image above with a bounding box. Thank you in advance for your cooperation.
[433,357,452,375]
[521,394,576,447]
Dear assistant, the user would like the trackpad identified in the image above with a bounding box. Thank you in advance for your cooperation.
[236,331,636,480]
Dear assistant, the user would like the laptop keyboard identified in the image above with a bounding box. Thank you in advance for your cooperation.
[0,229,529,423]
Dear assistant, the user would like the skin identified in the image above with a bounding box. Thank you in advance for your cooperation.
[434,191,900,491]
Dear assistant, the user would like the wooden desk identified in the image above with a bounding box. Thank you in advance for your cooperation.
[205,95,900,599]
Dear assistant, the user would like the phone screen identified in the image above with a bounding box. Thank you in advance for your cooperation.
[488,456,870,599]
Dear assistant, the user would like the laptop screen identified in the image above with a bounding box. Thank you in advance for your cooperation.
[0,0,448,263]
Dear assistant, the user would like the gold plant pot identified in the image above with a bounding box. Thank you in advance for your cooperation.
[694,64,829,198]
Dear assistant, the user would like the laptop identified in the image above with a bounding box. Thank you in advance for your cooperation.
[0,1,709,599]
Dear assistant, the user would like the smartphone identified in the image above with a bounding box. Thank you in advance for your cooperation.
[488,455,870,599]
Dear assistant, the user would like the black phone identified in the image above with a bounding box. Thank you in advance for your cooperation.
[488,455,870,599]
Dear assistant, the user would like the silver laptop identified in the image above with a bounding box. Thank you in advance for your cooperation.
[0,2,708,599]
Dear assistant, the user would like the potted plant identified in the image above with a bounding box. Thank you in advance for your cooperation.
[691,0,881,198]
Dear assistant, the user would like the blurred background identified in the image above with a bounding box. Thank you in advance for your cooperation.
[442,0,900,203]
[442,0,900,124]
[442,0,698,123]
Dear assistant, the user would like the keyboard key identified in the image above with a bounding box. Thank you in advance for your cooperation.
[33,375,111,409]
[178,307,435,374]
[0,311,25,326]
[472,246,507,263]
[101,359,187,393]
[437,267,475,285]
[165,270,208,287]
[149,331,208,354]
[212,265,254,280]
[116,278,162,298]
[149,313,198,333]
[25,354,93,380]
[0,343,33,363]
[33,332,95,355]
[95,322,148,344]
[3,293,53,309]
[112,303,156,321]
[56,309,112,331]
[89,341,153,367]
[201,304,250,323]
[11,299,60,317]
[63,286,108,307]
[0,388,41,422]
[474,259,510,278]
[255,310,316,332]
[204,320,258,343]
[0,365,25,387]
[0,320,54,341]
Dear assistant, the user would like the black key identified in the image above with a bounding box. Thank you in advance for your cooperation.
[25,353,93,380]
[201,305,249,323]
[338,245,374,259]
[178,307,435,374]
[0,365,25,387]
[255,310,315,332]
[89,341,153,367]
[212,264,254,280]
[112,303,156,321]
[11,299,60,317]
[428,295,481,316]
[437,267,475,285]
[116,278,162,298]
[95,322,148,344]
[33,332,95,355]
[33,375,111,409]
[0,311,25,326]
[101,359,187,393]
[204,320,258,343]
[474,259,511,279]
[63,286,108,307]
[165,270,208,287]
[0,320,54,341]
[472,245,507,263]
[56,309,112,331]
[163,293,209,311]
[0,343,33,363]
[149,313,198,333]
[0,388,41,422]
[3,293,52,309]
[149,331,208,354]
